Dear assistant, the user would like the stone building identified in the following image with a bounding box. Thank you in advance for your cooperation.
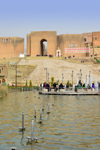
[0,65,7,82]
[0,37,24,58]
[27,31,100,58]
[27,31,57,56]
[57,34,87,57]
[0,31,100,58]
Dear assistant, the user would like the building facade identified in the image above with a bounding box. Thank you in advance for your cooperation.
[0,31,100,58]
[0,37,24,58]
[27,31,100,58]
[0,65,7,82]
[27,31,57,56]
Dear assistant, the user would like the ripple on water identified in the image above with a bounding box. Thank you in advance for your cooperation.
[0,92,100,150]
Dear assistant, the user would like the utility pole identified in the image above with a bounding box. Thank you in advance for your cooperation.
[80,69,82,80]
[44,68,47,83]
[89,71,91,85]
[62,73,64,83]
[15,65,17,87]
[71,70,74,86]
[48,72,50,82]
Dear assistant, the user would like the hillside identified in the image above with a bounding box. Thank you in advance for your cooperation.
[17,57,100,85]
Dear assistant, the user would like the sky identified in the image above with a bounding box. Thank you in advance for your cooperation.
[0,0,100,49]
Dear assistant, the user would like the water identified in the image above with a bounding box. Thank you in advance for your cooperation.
[0,90,100,150]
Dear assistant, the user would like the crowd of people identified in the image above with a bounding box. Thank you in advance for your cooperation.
[40,79,98,92]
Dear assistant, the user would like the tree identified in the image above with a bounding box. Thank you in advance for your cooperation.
[29,80,32,87]
[51,77,54,86]
[67,80,70,87]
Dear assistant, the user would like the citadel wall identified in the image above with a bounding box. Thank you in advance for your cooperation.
[27,31,57,56]
[0,37,24,58]
[0,31,100,58]
[57,34,87,57]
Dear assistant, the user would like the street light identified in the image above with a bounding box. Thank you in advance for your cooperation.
[48,72,50,82]
[86,75,87,84]
[44,68,47,83]
[15,65,17,87]
[80,69,82,80]
[89,71,91,85]
[62,73,64,83]
[71,70,74,86]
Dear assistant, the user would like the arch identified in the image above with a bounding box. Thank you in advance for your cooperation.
[40,39,47,56]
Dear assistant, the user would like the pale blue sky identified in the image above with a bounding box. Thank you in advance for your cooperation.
[0,0,100,49]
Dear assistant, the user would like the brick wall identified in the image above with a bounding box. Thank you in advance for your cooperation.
[0,37,24,58]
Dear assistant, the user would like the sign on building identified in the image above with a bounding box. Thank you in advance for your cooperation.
[65,48,90,53]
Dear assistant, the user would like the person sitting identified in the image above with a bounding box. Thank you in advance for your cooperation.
[59,83,64,89]
[87,84,91,89]
[83,83,86,88]
[46,83,50,92]
[92,83,95,89]
[78,80,82,87]
[53,82,57,92]
[43,82,46,88]
[66,83,69,88]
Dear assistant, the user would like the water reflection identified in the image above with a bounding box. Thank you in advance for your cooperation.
[0,91,100,150]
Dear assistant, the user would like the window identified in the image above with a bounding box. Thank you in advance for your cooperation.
[74,43,75,47]
[76,43,77,47]
[71,44,73,47]
[95,37,97,40]
[84,38,86,42]
[69,43,70,47]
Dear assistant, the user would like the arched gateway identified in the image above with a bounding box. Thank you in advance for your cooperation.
[27,31,57,56]
[40,39,47,56]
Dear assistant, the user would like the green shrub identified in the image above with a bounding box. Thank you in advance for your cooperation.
[29,80,32,87]
[94,57,100,63]
[67,80,71,87]
[51,77,54,86]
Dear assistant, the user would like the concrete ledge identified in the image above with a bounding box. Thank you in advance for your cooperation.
[59,89,65,92]
[51,89,54,92]
[43,88,48,92]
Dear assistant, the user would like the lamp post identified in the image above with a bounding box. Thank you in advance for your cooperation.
[89,71,91,85]
[15,65,17,87]
[44,68,47,83]
[48,72,50,82]
[62,73,64,83]
[86,75,87,85]
[71,70,74,86]
[80,69,82,80]
[11,63,17,87]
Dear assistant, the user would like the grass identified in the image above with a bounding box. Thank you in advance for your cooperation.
[94,57,100,63]
[8,86,39,91]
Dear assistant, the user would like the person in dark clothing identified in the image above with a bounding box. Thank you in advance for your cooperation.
[53,82,57,91]
[46,83,50,92]
[59,83,64,89]
[78,80,82,86]
[66,83,69,88]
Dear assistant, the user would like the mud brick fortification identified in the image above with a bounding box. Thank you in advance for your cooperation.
[0,31,100,58]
